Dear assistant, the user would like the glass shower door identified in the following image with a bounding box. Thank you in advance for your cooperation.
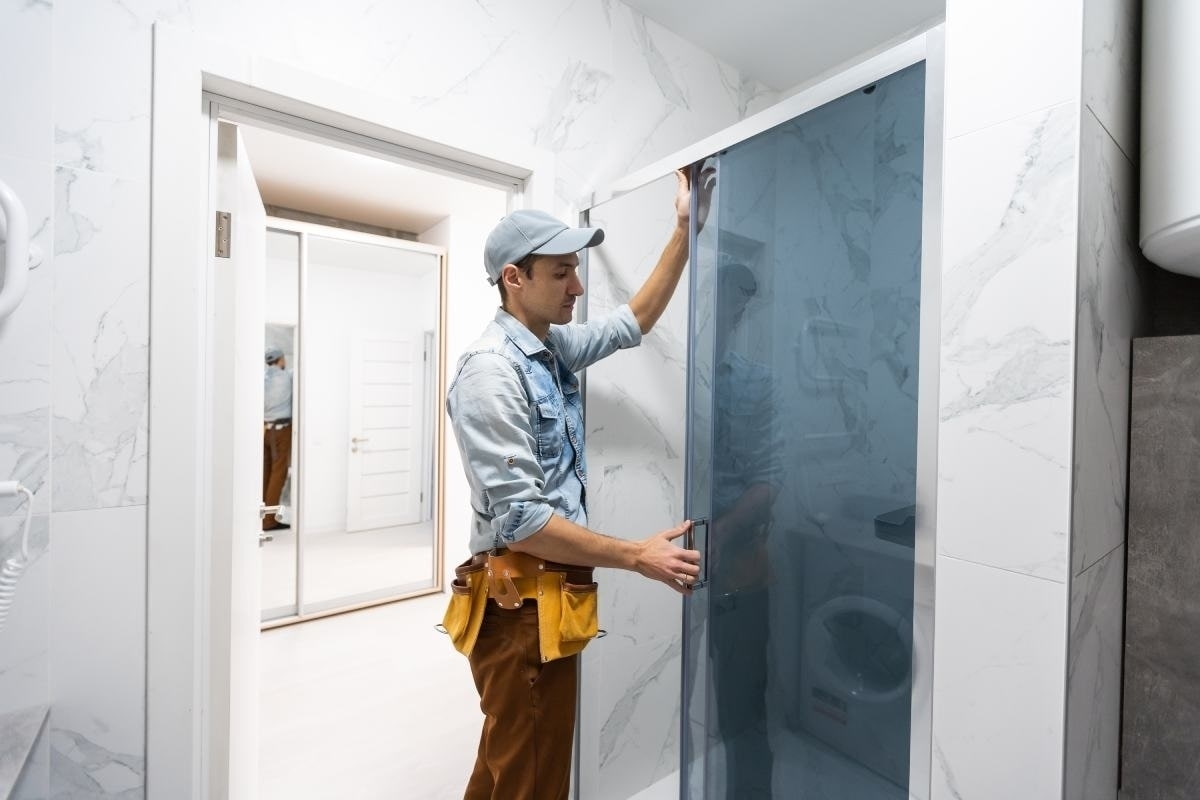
[682,62,926,799]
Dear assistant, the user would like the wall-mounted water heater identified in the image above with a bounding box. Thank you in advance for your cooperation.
[1142,0,1200,276]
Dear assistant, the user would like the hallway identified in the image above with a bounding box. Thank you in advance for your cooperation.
[259,594,479,799]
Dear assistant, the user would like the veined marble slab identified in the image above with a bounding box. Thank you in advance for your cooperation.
[0,704,48,800]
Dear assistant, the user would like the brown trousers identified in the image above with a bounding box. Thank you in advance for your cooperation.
[262,423,291,530]
[465,601,577,800]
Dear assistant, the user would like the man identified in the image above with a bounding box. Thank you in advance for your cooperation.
[446,168,710,799]
[263,346,293,531]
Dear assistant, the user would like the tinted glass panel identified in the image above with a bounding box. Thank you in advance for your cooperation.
[683,61,925,799]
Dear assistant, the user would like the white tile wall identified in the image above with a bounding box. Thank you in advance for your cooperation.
[1065,0,1150,796]
[1071,107,1148,576]
[0,515,49,716]
[582,172,688,800]
[938,101,1079,583]
[930,556,1068,800]
[944,0,1082,139]
[48,506,146,798]
[0,155,53,518]
[1064,544,1125,800]
[51,169,150,513]
[0,0,52,165]
[53,0,154,181]
[1081,0,1141,161]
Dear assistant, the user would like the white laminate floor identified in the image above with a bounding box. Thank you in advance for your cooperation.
[259,592,482,800]
[260,522,436,616]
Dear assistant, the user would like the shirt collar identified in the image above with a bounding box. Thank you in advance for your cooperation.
[493,307,549,358]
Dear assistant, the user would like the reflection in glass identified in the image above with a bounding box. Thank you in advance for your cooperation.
[259,226,443,623]
[300,234,441,614]
[684,62,925,798]
[261,229,300,622]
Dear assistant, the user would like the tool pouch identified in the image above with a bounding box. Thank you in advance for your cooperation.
[441,549,600,663]
[440,557,489,657]
[535,572,599,663]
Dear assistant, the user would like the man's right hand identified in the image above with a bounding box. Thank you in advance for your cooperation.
[635,521,702,594]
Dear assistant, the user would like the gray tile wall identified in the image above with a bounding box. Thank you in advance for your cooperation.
[1120,335,1200,799]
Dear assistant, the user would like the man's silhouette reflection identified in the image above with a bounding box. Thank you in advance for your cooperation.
[708,263,781,799]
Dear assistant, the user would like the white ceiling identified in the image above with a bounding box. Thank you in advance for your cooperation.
[239,125,508,236]
[623,0,944,91]
[238,2,943,232]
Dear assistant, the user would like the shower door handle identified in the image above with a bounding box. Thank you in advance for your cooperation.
[685,517,709,589]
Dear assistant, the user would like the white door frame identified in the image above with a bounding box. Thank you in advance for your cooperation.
[147,23,554,799]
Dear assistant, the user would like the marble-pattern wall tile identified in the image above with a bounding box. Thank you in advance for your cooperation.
[938,102,1079,583]
[0,0,52,165]
[930,556,1067,800]
[1071,108,1149,575]
[51,169,148,513]
[11,721,49,800]
[0,155,54,518]
[1082,0,1141,162]
[49,505,145,800]
[945,0,1082,139]
[1064,543,1124,800]
[0,513,49,793]
[0,705,48,799]
[0,515,49,716]
[1066,4,1148,796]
[52,0,161,180]
[582,173,687,800]
[192,0,773,210]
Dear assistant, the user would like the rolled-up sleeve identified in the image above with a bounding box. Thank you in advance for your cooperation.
[447,352,554,546]
[550,303,642,373]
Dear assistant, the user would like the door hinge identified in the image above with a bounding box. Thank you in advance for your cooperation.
[215,210,231,258]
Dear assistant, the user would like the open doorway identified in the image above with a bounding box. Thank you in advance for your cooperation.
[217,111,509,797]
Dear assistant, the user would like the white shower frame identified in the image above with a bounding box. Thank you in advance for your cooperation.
[146,23,555,800]
[581,24,945,799]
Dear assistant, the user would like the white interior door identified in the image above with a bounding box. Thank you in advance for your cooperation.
[210,119,265,800]
[346,330,422,532]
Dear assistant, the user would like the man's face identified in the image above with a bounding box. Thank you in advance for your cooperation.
[518,253,584,327]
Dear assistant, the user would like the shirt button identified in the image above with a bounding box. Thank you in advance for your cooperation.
[506,456,516,466]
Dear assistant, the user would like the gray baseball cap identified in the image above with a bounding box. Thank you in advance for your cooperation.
[483,210,604,285]
[265,346,284,364]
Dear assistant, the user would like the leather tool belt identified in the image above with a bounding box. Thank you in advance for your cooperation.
[440,548,599,663]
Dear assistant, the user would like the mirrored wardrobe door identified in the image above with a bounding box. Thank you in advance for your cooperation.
[298,233,442,616]
[260,227,301,623]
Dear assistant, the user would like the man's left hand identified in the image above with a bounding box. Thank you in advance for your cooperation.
[674,162,716,232]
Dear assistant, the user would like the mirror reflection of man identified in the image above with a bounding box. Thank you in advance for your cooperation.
[708,263,781,799]
[263,346,293,531]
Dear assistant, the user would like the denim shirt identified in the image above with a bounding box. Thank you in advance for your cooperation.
[447,305,642,556]
[264,366,293,422]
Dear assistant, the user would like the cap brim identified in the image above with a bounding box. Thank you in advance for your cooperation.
[530,226,604,256]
